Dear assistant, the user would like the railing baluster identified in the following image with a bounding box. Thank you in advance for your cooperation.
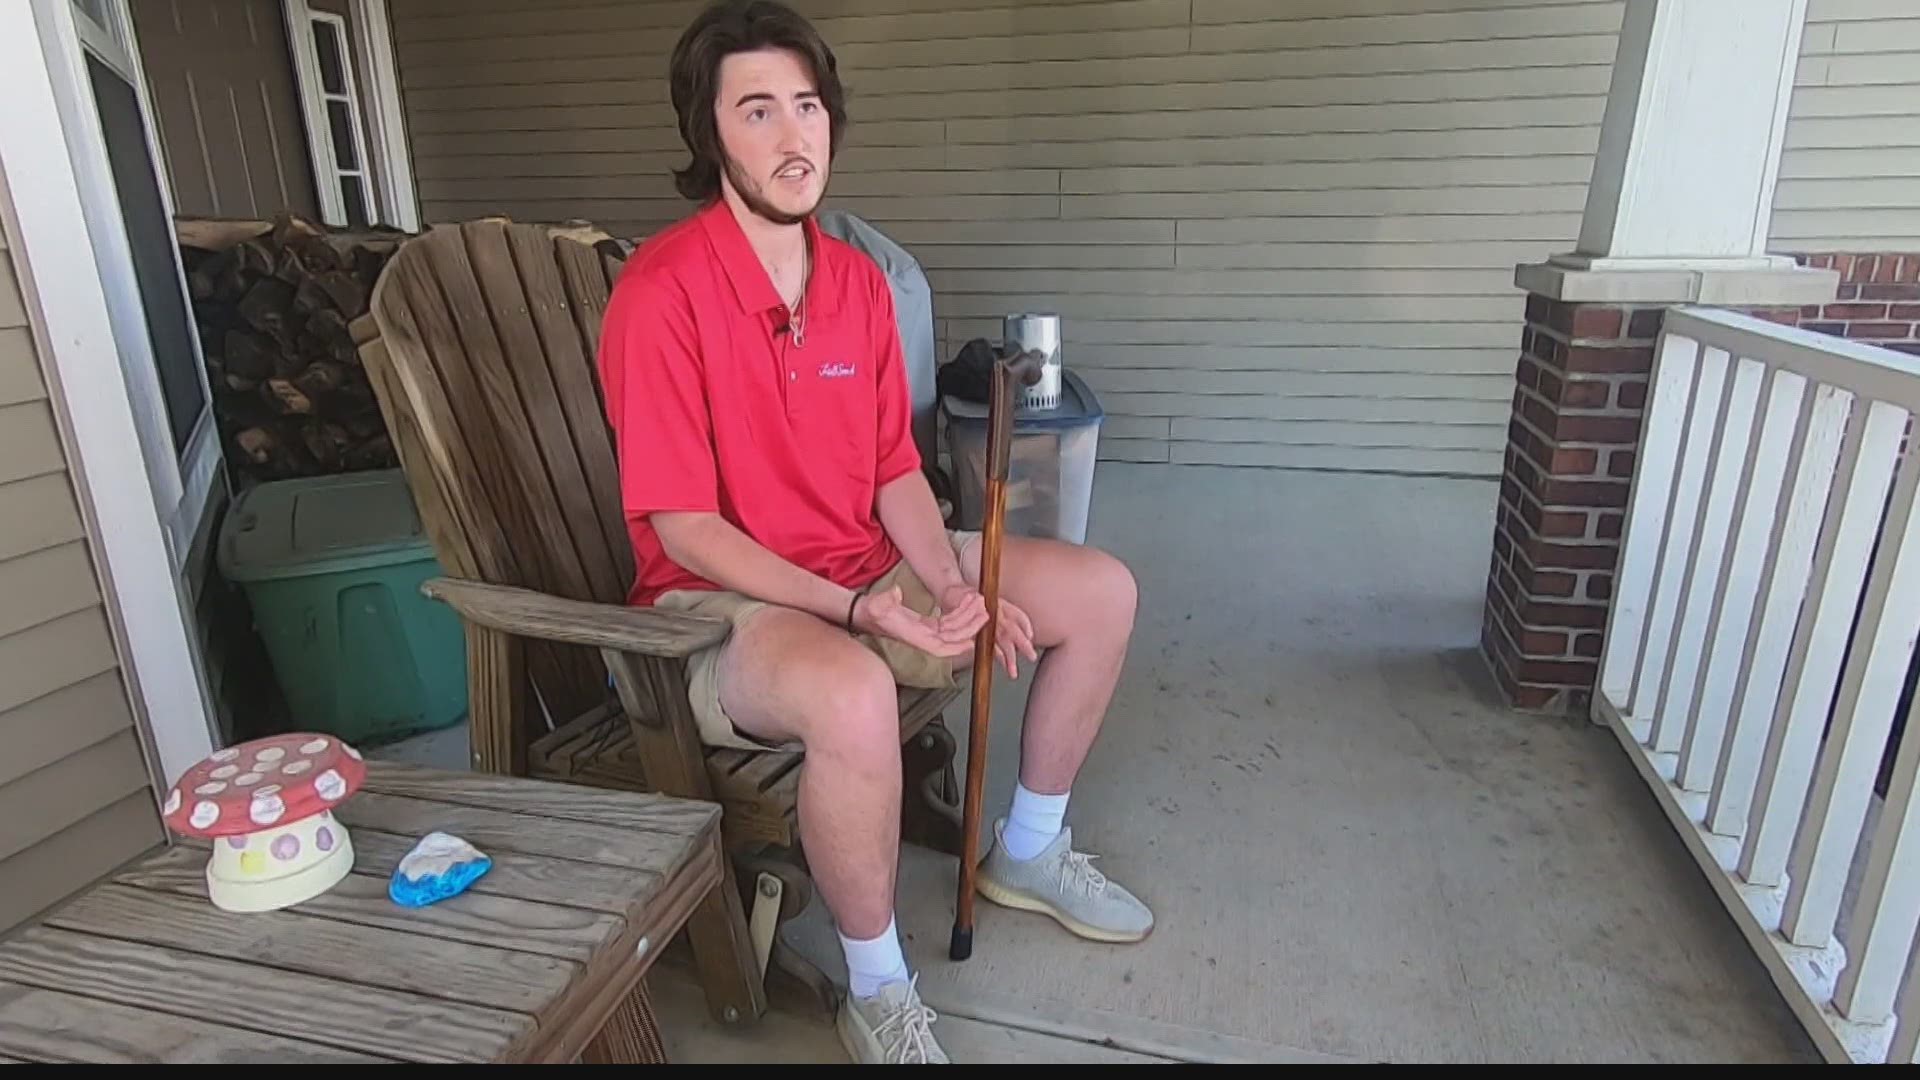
[1740,400,1904,889]
[1597,308,1920,1061]
[1656,354,1765,760]
[1707,380,1849,836]
[1891,943,1920,1062]
[1679,366,1798,795]
[1629,346,1729,724]
[1836,688,1920,1023]
[1601,332,1704,709]
[1782,429,1920,948]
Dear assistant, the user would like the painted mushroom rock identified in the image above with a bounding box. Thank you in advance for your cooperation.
[162,732,366,913]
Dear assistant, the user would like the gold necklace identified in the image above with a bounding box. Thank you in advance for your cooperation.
[788,243,811,347]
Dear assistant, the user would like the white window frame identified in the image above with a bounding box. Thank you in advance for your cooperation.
[43,0,222,574]
[284,0,419,231]
[0,0,219,785]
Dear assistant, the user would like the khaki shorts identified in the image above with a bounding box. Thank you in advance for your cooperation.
[652,530,981,751]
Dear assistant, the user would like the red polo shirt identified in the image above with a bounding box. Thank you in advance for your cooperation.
[597,199,922,607]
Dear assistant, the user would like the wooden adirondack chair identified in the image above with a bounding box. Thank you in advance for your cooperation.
[351,218,967,1021]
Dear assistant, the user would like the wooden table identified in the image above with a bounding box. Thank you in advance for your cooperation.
[0,762,731,1063]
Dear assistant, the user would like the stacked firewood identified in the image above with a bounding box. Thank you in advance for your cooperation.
[178,214,407,484]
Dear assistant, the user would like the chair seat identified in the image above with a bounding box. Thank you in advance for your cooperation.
[529,684,961,852]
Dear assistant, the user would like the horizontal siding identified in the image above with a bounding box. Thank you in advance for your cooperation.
[0,792,161,937]
[0,474,84,563]
[0,197,161,935]
[0,673,138,789]
[0,729,151,865]
[391,0,1618,472]
[1774,0,1920,249]
[0,608,122,717]
[0,542,103,640]
[395,0,1920,466]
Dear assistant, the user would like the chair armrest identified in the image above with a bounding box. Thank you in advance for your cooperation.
[421,577,729,658]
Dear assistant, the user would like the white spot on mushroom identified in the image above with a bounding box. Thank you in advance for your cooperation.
[212,748,239,763]
[300,739,329,755]
[235,773,262,787]
[190,800,220,829]
[250,761,281,775]
[195,781,227,796]
[211,764,238,780]
[342,745,362,761]
[315,769,347,802]
[163,788,181,816]
[255,747,286,763]
[283,760,313,776]
[255,784,282,797]
[250,792,285,826]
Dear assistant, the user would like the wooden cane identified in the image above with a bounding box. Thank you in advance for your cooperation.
[951,347,1046,962]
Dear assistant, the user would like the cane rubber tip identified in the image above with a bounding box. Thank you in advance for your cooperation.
[949,926,973,961]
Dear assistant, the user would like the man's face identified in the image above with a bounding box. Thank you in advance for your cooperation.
[713,46,830,225]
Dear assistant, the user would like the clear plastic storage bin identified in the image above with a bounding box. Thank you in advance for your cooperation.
[942,368,1103,545]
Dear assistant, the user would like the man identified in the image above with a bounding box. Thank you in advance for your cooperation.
[597,0,1151,1063]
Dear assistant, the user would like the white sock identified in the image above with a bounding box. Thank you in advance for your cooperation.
[840,915,910,1000]
[1002,782,1069,861]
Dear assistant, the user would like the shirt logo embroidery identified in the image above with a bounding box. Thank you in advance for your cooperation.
[817,361,857,379]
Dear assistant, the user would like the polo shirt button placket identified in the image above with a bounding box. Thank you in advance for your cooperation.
[776,324,799,416]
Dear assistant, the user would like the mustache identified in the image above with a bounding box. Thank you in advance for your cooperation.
[772,155,815,177]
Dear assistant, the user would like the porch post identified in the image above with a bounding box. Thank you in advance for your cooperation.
[1482,0,1840,714]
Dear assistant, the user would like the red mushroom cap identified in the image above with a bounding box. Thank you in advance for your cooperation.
[162,732,366,838]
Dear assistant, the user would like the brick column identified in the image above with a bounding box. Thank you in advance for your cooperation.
[1478,0,1843,714]
[1481,294,1806,714]
[1483,297,1656,713]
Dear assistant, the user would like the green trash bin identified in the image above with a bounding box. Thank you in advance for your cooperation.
[218,468,468,746]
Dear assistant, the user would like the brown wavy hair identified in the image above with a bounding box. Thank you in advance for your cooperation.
[668,0,849,202]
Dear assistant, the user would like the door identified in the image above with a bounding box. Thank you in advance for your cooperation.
[52,0,221,568]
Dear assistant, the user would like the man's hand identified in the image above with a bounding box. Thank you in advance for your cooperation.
[855,585,980,659]
[941,584,1039,679]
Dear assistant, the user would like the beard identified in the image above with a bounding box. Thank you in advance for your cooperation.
[722,149,823,227]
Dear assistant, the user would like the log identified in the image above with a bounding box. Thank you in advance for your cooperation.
[177,218,272,253]
[233,238,275,278]
[314,271,368,318]
[237,278,297,341]
[292,274,333,317]
[223,329,275,381]
[178,212,407,484]
[264,378,313,415]
[306,308,351,351]
[292,361,347,400]
[235,427,278,465]
[301,420,352,470]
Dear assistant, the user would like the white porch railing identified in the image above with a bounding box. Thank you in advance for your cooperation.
[1598,307,1920,1064]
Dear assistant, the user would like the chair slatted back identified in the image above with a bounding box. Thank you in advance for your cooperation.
[360,219,637,726]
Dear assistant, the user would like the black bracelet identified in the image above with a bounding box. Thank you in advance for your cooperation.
[846,591,861,634]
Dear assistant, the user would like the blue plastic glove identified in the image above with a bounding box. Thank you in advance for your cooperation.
[389,831,491,907]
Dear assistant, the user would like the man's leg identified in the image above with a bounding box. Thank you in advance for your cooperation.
[957,533,1153,942]
[958,534,1139,792]
[712,605,948,1063]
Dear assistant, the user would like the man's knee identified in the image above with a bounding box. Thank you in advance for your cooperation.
[1083,545,1139,628]
[799,647,900,769]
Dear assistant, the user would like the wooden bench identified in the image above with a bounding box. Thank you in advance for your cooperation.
[0,763,727,1063]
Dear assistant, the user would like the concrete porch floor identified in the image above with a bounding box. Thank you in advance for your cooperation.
[378,463,1818,1063]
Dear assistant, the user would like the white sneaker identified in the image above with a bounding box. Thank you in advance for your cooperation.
[976,820,1155,943]
[837,975,950,1064]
